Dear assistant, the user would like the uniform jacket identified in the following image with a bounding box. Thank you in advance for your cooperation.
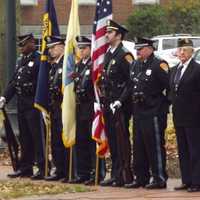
[169,58,200,127]
[131,53,170,118]
[3,50,40,112]
[49,56,63,108]
[74,58,95,120]
[100,42,134,107]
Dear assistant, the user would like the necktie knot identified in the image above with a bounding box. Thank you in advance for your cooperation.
[174,65,184,89]
[179,65,184,70]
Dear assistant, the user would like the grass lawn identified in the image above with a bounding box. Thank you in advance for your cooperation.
[0,180,92,199]
[0,114,180,200]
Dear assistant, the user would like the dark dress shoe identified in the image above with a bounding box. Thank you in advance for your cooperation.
[61,177,68,183]
[68,177,88,184]
[124,180,147,188]
[7,170,33,178]
[187,185,200,192]
[45,174,65,181]
[174,184,190,190]
[84,178,95,185]
[112,181,124,187]
[100,178,115,186]
[145,181,166,189]
[31,171,44,180]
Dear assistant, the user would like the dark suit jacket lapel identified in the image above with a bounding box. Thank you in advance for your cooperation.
[178,59,194,87]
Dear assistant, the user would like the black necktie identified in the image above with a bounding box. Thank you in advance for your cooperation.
[174,65,184,85]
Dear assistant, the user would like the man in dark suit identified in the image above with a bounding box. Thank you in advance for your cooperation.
[99,20,134,187]
[170,38,200,192]
[0,34,45,179]
[125,37,169,189]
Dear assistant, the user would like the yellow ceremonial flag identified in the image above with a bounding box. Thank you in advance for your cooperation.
[0,110,5,130]
[62,0,80,147]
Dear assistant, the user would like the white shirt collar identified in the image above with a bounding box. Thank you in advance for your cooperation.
[55,53,64,64]
[82,57,90,65]
[109,43,121,54]
[179,57,192,77]
[110,46,117,53]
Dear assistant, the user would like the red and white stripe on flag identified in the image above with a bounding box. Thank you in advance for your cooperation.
[91,0,112,156]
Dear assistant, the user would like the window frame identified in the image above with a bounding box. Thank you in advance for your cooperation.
[20,0,38,6]
[78,0,96,5]
[132,0,160,5]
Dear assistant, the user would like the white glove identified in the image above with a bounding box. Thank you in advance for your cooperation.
[0,97,6,109]
[110,100,122,114]
[94,102,101,112]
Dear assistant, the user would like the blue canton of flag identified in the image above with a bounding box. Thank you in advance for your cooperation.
[93,0,112,34]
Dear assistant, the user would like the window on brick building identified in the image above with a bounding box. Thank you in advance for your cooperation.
[20,0,38,6]
[133,0,160,5]
[79,0,96,5]
[34,34,67,53]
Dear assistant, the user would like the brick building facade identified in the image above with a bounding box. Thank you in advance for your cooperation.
[20,0,134,35]
[20,0,170,36]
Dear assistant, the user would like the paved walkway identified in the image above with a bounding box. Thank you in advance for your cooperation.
[1,166,200,200]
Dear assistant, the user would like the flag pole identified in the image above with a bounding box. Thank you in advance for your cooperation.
[95,154,100,186]
[68,146,73,181]
[44,118,50,177]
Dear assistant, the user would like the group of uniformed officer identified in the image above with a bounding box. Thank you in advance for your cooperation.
[1,19,200,192]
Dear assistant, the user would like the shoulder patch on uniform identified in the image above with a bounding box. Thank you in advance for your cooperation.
[160,62,169,72]
[125,54,134,64]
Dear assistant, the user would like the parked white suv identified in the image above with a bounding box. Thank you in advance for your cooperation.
[122,40,137,58]
[151,34,200,67]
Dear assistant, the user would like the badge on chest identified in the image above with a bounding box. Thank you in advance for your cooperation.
[28,61,34,67]
[145,69,152,76]
[112,59,116,65]
[58,68,62,74]
[107,59,116,76]
[85,69,90,76]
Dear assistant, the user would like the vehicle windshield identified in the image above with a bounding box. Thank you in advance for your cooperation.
[162,37,200,50]
[162,39,177,50]
[192,38,200,47]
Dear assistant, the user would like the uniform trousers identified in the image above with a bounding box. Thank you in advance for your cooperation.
[104,109,119,180]
[104,107,132,184]
[175,126,200,186]
[75,111,106,181]
[133,114,167,184]
[50,105,69,177]
[18,108,45,172]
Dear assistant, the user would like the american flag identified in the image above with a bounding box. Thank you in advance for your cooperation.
[91,0,112,156]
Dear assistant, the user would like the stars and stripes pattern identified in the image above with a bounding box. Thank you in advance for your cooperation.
[91,0,112,156]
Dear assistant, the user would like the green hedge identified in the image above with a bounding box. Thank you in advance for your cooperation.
[126,0,200,39]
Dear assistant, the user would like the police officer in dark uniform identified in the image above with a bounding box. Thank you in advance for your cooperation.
[0,33,45,179]
[42,36,69,181]
[170,39,200,192]
[125,37,169,189]
[69,36,105,185]
[99,20,134,187]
